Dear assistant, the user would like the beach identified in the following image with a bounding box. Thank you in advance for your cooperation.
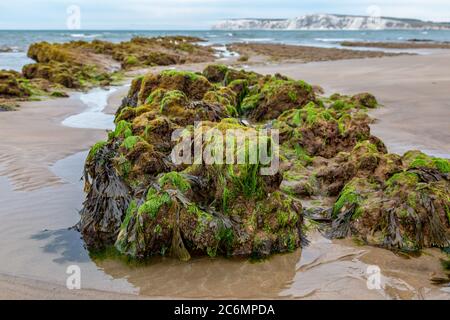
[0,48,449,299]
[249,50,450,158]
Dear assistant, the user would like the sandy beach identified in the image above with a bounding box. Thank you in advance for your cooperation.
[0,50,449,299]
[0,96,106,191]
[250,51,450,158]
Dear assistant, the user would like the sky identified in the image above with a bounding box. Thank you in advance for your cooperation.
[0,0,449,29]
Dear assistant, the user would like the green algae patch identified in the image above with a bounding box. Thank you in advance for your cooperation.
[139,190,172,219]
[385,171,419,191]
[158,172,191,193]
[241,76,317,121]
[111,120,133,139]
[160,90,189,112]
[403,150,450,174]
[160,70,205,82]
[121,136,142,150]
[87,141,108,161]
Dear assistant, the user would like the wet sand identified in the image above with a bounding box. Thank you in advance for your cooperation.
[228,42,405,64]
[0,274,141,300]
[0,96,106,191]
[249,50,450,157]
[341,41,450,49]
[0,52,449,299]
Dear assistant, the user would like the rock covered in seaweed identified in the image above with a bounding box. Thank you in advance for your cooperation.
[80,64,450,261]
[80,66,305,260]
[0,70,31,98]
[22,36,216,89]
[115,121,303,259]
[0,68,73,110]
[79,143,132,250]
[330,152,449,251]
[201,65,317,121]
[241,76,317,121]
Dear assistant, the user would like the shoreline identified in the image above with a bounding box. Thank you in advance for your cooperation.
[0,51,449,299]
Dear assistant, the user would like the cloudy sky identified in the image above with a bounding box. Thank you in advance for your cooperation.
[0,0,449,29]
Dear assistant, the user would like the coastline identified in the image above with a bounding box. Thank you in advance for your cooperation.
[0,50,449,299]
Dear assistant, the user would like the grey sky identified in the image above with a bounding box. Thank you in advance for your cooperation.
[0,0,449,29]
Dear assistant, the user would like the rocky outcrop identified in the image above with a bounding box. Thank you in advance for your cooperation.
[0,70,30,98]
[80,64,450,261]
[22,37,215,89]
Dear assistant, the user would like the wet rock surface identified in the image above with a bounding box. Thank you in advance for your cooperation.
[22,36,215,89]
[80,64,450,261]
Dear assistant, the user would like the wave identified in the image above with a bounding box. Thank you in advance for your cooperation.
[239,38,274,42]
[314,38,363,42]
[212,45,239,58]
[0,45,22,53]
[70,33,102,39]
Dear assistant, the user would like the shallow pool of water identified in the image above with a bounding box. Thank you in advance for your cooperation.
[62,87,117,130]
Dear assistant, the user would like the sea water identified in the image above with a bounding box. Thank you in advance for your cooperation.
[1,29,450,71]
[62,87,118,130]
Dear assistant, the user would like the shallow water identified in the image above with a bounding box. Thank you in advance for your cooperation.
[0,152,136,294]
[2,29,450,71]
[62,87,118,130]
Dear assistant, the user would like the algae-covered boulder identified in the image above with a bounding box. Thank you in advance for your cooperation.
[28,42,73,64]
[80,65,450,261]
[114,122,303,259]
[350,93,378,109]
[274,89,450,252]
[0,69,67,104]
[136,70,213,104]
[23,62,80,88]
[241,76,317,121]
[329,92,379,110]
[80,66,305,260]
[22,36,216,90]
[202,64,229,83]
[23,42,85,88]
[0,70,31,98]
[274,102,374,159]
[330,159,450,250]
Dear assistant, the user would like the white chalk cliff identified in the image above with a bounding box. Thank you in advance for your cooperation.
[212,14,450,30]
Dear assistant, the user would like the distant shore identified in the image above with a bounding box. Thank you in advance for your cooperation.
[227,42,405,64]
[341,40,450,49]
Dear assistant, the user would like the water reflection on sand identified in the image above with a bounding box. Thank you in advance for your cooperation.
[1,150,449,299]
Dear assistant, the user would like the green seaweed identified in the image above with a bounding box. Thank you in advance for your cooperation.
[139,190,172,219]
[121,136,142,150]
[112,120,133,139]
[158,172,191,193]
[87,141,108,161]
[160,69,205,81]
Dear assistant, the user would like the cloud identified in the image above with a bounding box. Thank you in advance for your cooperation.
[0,0,449,29]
